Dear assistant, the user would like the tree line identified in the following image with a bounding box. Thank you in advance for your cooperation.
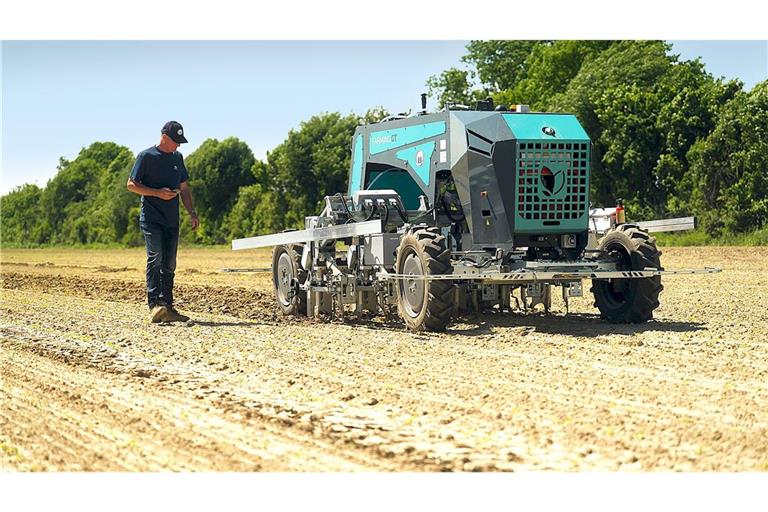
[1,41,766,247]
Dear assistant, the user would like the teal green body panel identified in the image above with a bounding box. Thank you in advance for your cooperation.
[366,170,423,210]
[395,141,435,187]
[502,114,589,141]
[348,134,364,195]
[513,140,591,234]
[502,114,591,234]
[368,121,446,155]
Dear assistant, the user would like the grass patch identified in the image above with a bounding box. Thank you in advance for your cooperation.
[654,227,768,246]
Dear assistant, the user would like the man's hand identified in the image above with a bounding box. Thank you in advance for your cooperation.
[179,181,199,229]
[155,187,178,201]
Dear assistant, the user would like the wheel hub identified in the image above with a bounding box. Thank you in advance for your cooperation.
[276,252,294,306]
[401,252,425,317]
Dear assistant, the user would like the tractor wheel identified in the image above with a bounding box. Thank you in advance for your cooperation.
[395,228,454,331]
[591,224,664,323]
[272,244,307,316]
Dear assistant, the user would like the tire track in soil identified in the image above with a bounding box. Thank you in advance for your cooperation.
[2,351,201,471]
[1,323,467,471]
[4,355,269,471]
[2,381,170,471]
[0,343,412,471]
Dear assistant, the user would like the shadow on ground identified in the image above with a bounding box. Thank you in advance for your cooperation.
[338,310,706,338]
[448,311,706,337]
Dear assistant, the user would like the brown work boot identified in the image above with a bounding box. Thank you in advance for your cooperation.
[150,305,170,323]
[164,306,190,323]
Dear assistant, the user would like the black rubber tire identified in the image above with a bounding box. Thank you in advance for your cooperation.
[395,228,454,332]
[591,224,664,323]
[271,244,307,316]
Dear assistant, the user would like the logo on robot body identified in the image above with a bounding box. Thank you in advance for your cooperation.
[415,150,424,167]
[540,165,566,197]
[372,133,398,145]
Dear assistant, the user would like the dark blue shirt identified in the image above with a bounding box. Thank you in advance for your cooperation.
[129,146,190,227]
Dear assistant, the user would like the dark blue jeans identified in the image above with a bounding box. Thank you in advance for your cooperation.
[140,222,179,309]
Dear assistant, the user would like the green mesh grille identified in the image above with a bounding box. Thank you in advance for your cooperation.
[515,141,590,234]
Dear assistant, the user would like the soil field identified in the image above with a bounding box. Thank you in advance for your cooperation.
[1,246,767,471]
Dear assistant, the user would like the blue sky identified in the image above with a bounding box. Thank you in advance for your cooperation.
[1,40,766,194]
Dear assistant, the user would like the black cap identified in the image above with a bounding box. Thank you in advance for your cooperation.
[161,120,188,144]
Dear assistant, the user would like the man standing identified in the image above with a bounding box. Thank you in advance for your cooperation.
[127,121,200,323]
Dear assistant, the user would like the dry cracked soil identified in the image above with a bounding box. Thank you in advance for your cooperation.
[1,246,767,471]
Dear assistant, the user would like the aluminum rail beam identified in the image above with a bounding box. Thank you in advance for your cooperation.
[232,220,383,250]
[377,267,721,282]
[635,216,696,233]
[219,267,272,273]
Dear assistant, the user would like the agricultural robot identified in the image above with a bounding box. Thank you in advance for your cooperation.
[232,96,719,331]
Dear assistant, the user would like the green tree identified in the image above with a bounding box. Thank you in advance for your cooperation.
[0,184,44,245]
[107,149,144,243]
[495,40,615,109]
[427,41,547,109]
[463,40,544,91]
[267,111,360,228]
[426,68,481,109]
[0,141,135,246]
[184,137,256,243]
[37,141,132,244]
[84,147,137,243]
[361,106,391,124]
[687,80,768,234]
[223,183,285,239]
[224,111,370,236]
[654,61,741,215]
